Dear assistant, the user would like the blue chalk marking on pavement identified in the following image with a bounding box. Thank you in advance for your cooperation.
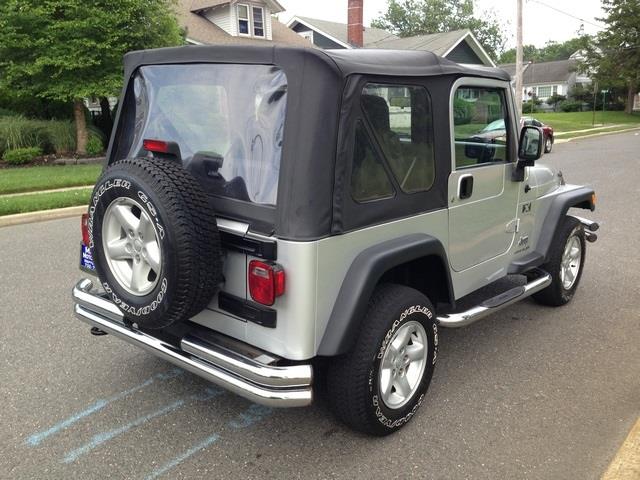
[26,368,183,447]
[63,399,185,464]
[144,433,221,480]
[228,404,273,429]
[141,397,271,479]
[189,386,225,401]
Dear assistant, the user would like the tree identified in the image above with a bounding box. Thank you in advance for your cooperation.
[498,37,590,64]
[498,44,538,64]
[372,0,507,60]
[0,0,183,154]
[580,0,640,114]
[546,93,566,112]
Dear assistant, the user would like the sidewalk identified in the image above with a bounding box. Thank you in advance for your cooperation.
[555,124,626,135]
[0,184,93,199]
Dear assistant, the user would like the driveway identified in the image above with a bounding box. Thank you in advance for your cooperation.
[1,131,638,479]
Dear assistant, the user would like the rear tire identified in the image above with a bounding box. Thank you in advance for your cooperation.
[533,216,585,306]
[326,284,438,436]
[544,136,553,153]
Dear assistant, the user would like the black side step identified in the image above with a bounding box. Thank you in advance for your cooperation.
[481,286,526,309]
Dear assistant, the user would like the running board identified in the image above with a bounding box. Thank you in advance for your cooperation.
[437,271,552,328]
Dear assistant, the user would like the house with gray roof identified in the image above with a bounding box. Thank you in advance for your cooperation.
[500,58,591,103]
[286,16,495,67]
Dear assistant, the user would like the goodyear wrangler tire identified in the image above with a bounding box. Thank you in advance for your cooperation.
[88,158,222,329]
[532,215,585,307]
[326,284,438,436]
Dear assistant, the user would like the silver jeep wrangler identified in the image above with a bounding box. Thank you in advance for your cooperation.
[73,45,598,436]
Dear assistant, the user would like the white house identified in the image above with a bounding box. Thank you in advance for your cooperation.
[176,0,311,47]
[500,58,591,103]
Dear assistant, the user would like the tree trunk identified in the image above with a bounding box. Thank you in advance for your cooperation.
[74,98,88,155]
[626,82,637,115]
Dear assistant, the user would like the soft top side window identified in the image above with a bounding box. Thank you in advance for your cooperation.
[453,86,511,169]
[359,83,435,194]
[350,121,395,203]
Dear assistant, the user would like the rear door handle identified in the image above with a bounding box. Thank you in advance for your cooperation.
[458,174,474,200]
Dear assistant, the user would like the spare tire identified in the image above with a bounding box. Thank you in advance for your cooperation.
[87,157,222,329]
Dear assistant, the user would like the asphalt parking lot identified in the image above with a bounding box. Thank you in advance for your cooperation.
[1,131,638,479]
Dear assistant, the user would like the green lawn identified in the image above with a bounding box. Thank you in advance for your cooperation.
[0,188,92,216]
[0,164,102,195]
[535,111,640,133]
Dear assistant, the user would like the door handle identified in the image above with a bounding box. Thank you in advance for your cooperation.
[458,174,474,200]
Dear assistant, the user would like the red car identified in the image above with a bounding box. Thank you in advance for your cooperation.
[476,116,555,155]
[521,116,554,153]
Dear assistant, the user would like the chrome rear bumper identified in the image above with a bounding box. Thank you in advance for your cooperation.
[72,279,313,407]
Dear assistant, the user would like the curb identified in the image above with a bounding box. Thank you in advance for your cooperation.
[602,417,640,479]
[0,205,87,228]
[555,127,640,143]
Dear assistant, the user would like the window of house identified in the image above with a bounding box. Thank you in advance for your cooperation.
[537,85,553,97]
[453,86,510,168]
[552,85,558,95]
[237,4,249,35]
[350,122,395,202]
[359,83,435,193]
[252,6,264,37]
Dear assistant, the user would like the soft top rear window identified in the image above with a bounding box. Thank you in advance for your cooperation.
[121,64,287,206]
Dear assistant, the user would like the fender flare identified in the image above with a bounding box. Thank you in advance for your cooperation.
[317,233,453,356]
[509,186,595,274]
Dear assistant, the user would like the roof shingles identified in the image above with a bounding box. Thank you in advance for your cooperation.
[499,59,578,85]
[294,16,398,47]
[176,0,311,47]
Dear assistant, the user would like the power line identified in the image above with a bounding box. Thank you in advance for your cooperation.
[527,0,605,30]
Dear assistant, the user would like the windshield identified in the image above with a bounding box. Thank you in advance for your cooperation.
[481,119,505,132]
[125,64,288,206]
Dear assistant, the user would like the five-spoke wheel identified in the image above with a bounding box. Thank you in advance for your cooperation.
[102,197,162,296]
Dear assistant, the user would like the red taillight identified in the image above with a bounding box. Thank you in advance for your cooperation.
[81,213,90,246]
[248,260,285,306]
[143,139,170,153]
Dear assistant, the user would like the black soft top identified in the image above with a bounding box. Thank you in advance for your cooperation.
[123,44,509,83]
[111,45,511,240]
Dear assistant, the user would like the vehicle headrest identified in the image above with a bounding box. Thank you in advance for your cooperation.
[361,94,390,133]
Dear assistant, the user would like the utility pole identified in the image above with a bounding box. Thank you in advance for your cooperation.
[515,0,524,117]
[592,81,598,127]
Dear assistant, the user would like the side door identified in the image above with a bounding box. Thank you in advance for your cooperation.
[447,78,520,272]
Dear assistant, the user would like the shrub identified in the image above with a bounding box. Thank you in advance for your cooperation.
[47,120,76,153]
[0,117,76,155]
[86,135,104,156]
[559,100,583,112]
[389,96,410,108]
[2,146,43,165]
[453,97,473,125]
[0,107,20,117]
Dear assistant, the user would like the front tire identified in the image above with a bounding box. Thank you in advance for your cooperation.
[533,216,585,306]
[326,284,438,436]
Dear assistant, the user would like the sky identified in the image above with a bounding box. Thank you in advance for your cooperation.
[278,0,605,49]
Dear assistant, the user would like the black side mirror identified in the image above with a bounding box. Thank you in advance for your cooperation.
[518,126,543,163]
